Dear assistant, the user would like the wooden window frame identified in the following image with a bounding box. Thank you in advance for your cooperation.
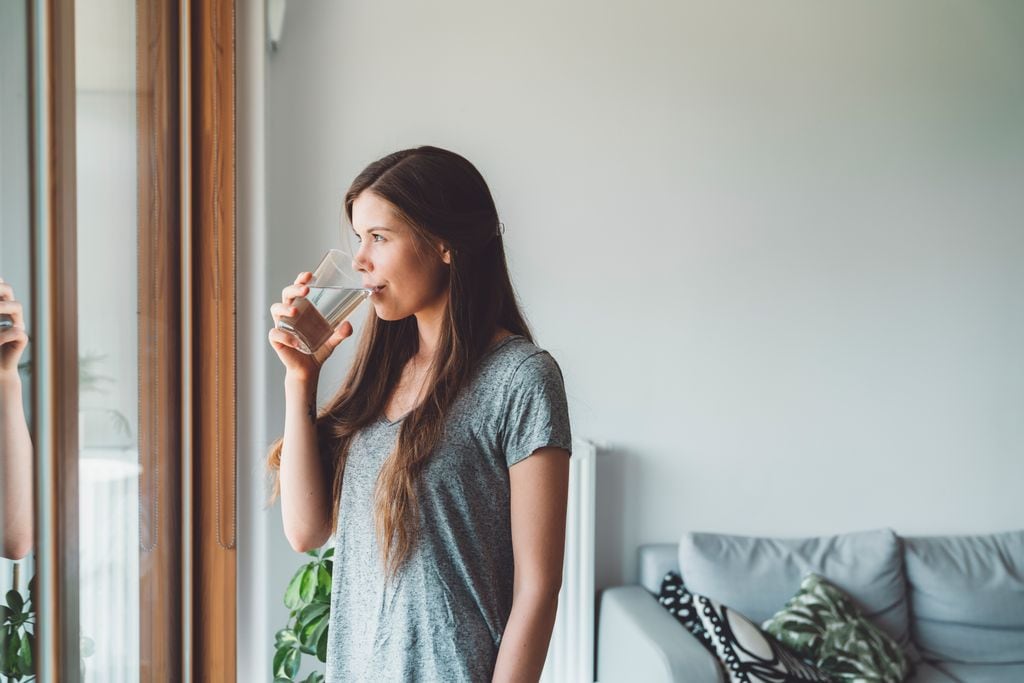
[32,0,237,679]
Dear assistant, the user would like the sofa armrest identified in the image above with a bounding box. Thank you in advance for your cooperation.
[597,585,724,683]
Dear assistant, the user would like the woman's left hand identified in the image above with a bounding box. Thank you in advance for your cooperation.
[0,278,29,378]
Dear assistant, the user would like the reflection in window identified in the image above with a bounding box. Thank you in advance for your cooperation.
[76,1,142,679]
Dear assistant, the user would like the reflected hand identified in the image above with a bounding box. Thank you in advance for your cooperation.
[0,278,29,377]
[268,271,354,382]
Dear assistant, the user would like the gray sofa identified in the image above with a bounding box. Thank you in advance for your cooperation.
[597,529,1024,683]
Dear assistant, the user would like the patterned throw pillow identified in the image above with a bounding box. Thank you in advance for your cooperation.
[762,573,912,683]
[693,593,832,683]
[657,572,718,657]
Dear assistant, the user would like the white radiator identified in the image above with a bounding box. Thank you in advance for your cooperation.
[540,437,597,683]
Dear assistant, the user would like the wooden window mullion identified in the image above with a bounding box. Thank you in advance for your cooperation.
[136,0,183,679]
[190,0,237,678]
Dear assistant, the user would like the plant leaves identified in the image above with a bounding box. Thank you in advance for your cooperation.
[284,568,306,610]
[299,566,317,605]
[18,630,32,670]
[275,628,299,649]
[6,591,24,615]
[315,565,332,601]
[310,616,329,661]
[298,614,320,654]
[322,547,334,559]
[298,603,329,626]
[316,620,329,662]
[283,648,300,678]
[272,646,291,677]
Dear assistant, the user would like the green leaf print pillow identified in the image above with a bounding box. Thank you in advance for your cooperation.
[762,573,912,683]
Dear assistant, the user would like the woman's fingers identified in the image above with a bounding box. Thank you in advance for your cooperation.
[281,282,310,305]
[0,326,28,347]
[0,300,23,325]
[267,327,302,350]
[269,302,298,323]
[0,281,13,301]
[322,321,354,352]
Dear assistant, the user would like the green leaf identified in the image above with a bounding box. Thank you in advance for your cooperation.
[298,615,320,654]
[6,591,24,615]
[284,568,306,610]
[6,629,21,669]
[305,549,320,558]
[304,671,325,683]
[316,620,329,662]
[274,678,293,683]
[283,648,300,678]
[310,616,329,659]
[299,566,317,604]
[316,565,332,600]
[275,628,299,649]
[298,603,329,626]
[272,646,291,677]
[322,547,334,560]
[18,630,32,669]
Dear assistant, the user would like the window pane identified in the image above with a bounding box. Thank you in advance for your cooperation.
[76,1,141,680]
[1,3,37,680]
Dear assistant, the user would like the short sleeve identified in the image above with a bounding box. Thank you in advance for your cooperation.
[499,351,573,467]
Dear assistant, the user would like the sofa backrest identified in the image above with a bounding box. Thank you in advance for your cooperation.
[638,543,680,594]
[651,528,916,657]
[903,530,1024,664]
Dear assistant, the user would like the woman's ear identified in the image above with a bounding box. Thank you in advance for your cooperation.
[440,244,451,265]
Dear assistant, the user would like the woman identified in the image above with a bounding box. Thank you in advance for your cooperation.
[0,277,33,561]
[266,146,572,682]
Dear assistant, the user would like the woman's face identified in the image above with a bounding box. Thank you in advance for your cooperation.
[350,191,451,322]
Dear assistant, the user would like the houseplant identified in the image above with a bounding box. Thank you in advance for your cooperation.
[0,566,35,681]
[273,546,333,683]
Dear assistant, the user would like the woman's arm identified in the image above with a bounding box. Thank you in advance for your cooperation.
[1,279,33,560]
[269,271,356,553]
[492,447,571,683]
[278,374,334,552]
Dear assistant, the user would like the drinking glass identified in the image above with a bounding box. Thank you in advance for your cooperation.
[275,249,374,354]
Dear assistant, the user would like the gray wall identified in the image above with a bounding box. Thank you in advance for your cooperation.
[242,0,1024,676]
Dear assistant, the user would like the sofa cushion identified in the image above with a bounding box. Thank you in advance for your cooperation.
[907,662,957,682]
[678,529,916,658]
[933,662,1024,682]
[692,592,831,682]
[903,530,1024,664]
[763,573,912,682]
[640,543,683,594]
[657,571,718,657]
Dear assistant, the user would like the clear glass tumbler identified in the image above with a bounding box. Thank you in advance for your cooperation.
[275,249,374,354]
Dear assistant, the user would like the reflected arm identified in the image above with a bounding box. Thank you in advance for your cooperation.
[0,374,33,560]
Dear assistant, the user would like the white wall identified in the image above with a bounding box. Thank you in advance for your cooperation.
[242,0,1024,671]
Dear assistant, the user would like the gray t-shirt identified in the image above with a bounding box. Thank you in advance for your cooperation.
[324,334,573,682]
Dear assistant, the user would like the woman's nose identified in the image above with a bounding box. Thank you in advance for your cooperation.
[352,250,369,273]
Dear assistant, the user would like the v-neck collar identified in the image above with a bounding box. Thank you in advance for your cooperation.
[377,334,523,427]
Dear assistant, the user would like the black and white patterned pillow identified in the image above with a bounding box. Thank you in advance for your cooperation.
[656,572,718,657]
[693,593,831,683]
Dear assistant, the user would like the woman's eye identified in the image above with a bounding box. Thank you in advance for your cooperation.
[372,234,384,242]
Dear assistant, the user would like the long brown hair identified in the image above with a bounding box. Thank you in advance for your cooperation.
[267,146,533,578]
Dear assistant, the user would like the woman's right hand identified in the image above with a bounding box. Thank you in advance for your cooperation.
[268,271,354,382]
[0,278,29,378]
